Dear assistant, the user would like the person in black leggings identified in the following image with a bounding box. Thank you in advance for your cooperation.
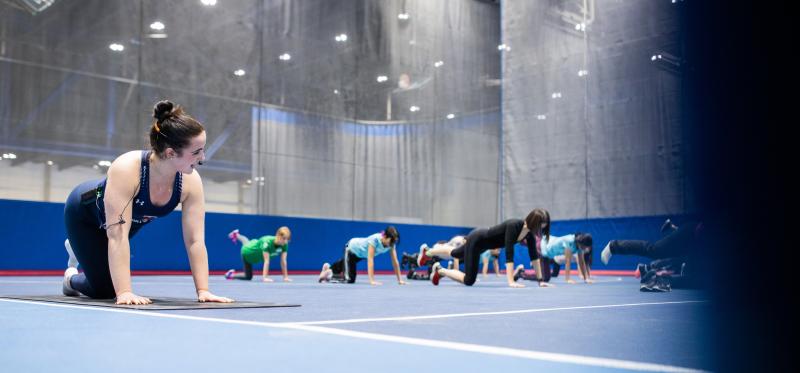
[418,208,552,288]
[61,100,232,305]
[601,219,703,290]
[600,219,703,265]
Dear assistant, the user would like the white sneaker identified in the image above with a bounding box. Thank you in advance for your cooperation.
[62,267,80,296]
[601,243,612,265]
[319,263,331,283]
[65,239,78,268]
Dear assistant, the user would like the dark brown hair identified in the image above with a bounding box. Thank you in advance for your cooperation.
[383,226,400,246]
[525,208,551,241]
[149,100,204,158]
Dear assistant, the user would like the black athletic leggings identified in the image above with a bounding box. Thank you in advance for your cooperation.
[450,228,511,286]
[330,245,363,284]
[232,259,254,280]
[609,221,700,259]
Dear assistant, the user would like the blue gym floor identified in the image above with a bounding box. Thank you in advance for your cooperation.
[0,274,712,372]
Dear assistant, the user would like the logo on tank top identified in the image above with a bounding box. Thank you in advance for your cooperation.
[132,215,158,224]
[135,199,145,206]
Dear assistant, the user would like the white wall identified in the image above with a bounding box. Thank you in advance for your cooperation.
[0,160,252,214]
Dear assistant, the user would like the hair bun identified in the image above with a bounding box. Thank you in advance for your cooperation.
[153,100,174,122]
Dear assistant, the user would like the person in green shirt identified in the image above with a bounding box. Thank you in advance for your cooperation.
[225,226,292,282]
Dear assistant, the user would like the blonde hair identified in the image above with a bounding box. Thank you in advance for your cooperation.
[276,226,291,239]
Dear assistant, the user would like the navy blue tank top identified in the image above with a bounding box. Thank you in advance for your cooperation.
[95,151,183,235]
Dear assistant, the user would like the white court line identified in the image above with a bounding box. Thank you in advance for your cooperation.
[0,298,707,372]
[291,300,708,325]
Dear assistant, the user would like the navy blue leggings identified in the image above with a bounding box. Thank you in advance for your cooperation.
[63,180,118,299]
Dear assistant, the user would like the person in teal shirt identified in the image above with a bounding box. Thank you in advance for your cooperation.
[480,248,502,278]
[225,226,292,282]
[515,233,593,284]
[319,226,405,286]
[542,233,593,283]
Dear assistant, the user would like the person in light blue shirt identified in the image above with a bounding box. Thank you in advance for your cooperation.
[515,233,594,284]
[480,248,502,278]
[319,226,406,286]
[541,233,593,283]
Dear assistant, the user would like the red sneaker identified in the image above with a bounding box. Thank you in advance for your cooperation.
[431,262,442,285]
[417,244,430,267]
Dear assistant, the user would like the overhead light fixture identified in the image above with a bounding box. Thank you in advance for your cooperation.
[578,69,588,77]
[551,92,562,99]
[9,0,57,15]
[497,44,510,52]
[46,160,54,166]
[234,69,246,76]
[376,75,388,83]
[2,153,17,159]
[650,51,684,74]
[575,23,586,32]
[434,61,444,68]
[201,0,217,6]
[109,43,124,52]
[98,160,112,167]
[398,13,409,20]
[537,115,547,120]
[409,106,420,112]
[279,53,291,61]
[446,114,455,119]
[150,21,165,31]
[335,34,348,42]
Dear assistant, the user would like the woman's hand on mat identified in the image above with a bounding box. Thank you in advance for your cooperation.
[262,277,274,282]
[115,292,152,305]
[508,282,525,288]
[283,277,292,282]
[197,290,234,303]
[370,280,383,286]
[398,280,407,285]
[538,281,555,288]
[566,279,577,284]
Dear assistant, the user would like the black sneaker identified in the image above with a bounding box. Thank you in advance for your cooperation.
[652,276,672,292]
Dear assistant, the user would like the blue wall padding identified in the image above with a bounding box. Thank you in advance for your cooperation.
[0,199,691,272]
